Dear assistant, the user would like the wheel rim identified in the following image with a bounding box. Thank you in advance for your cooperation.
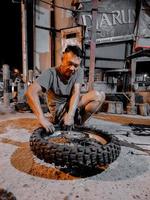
[42,128,109,147]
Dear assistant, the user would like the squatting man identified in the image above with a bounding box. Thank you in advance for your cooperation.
[26,45,105,132]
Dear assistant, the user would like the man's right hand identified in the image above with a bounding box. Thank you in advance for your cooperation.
[39,116,55,133]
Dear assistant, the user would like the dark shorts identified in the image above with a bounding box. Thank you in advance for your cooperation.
[53,102,85,125]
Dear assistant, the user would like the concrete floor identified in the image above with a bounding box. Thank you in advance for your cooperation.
[0,112,150,200]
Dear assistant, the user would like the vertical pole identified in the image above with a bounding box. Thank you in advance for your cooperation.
[28,69,33,83]
[33,0,36,71]
[130,58,136,114]
[21,0,28,83]
[3,64,10,107]
[88,0,98,91]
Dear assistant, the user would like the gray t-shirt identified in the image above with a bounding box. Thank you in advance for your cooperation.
[36,67,83,115]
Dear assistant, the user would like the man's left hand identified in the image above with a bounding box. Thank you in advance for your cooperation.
[63,112,74,126]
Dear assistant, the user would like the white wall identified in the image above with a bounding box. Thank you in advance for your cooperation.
[34,2,51,72]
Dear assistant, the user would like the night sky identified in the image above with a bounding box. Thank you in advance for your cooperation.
[0,0,22,71]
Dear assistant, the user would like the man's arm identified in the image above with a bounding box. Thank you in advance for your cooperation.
[63,83,81,126]
[25,81,55,132]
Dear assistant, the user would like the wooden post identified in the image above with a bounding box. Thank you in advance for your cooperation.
[129,58,137,114]
[21,0,28,83]
[3,64,10,107]
[28,70,33,83]
[88,0,98,91]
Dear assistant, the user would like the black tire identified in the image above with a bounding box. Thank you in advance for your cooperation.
[30,126,121,169]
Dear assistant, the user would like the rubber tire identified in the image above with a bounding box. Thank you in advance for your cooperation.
[30,126,121,169]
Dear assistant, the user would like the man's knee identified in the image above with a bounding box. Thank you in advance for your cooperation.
[93,90,105,103]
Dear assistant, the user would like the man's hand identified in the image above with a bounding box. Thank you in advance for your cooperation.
[39,116,55,133]
[25,82,55,133]
[63,112,74,126]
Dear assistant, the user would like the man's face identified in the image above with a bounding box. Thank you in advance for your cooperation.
[60,52,81,78]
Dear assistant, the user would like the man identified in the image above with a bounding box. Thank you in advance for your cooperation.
[26,45,105,132]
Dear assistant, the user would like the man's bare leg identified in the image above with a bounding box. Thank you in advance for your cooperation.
[78,90,105,123]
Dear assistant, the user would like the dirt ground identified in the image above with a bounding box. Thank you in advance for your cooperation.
[0,112,150,200]
[94,113,150,125]
[0,114,149,181]
[0,117,108,180]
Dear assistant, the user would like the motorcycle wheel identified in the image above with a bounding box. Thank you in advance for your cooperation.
[30,126,121,169]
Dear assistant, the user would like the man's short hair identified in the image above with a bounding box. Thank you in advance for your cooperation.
[64,45,82,58]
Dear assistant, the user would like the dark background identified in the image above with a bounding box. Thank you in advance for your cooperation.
[0,0,33,72]
[0,0,22,71]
